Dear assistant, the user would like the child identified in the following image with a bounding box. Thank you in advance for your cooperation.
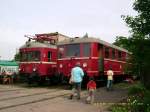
[86,77,96,104]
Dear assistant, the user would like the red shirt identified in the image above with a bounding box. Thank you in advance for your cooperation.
[87,80,96,89]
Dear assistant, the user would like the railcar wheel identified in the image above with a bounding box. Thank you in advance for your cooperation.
[48,75,59,85]
[27,76,32,85]
[37,76,46,85]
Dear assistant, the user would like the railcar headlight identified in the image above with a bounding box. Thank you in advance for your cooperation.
[18,68,21,71]
[33,67,37,72]
[83,63,87,67]
[59,64,63,68]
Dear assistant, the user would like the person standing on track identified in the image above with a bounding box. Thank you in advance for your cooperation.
[106,67,114,91]
[69,62,84,100]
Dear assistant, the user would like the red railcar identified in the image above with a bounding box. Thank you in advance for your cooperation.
[57,37,131,83]
[19,32,69,84]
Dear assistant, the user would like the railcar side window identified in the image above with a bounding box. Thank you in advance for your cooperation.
[48,51,52,62]
[83,43,90,57]
[118,51,122,60]
[126,54,129,60]
[112,49,115,59]
[66,44,80,57]
[105,47,109,58]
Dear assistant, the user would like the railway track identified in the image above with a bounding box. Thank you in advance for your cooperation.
[0,86,70,111]
[0,88,26,93]
[0,92,69,110]
[0,88,63,101]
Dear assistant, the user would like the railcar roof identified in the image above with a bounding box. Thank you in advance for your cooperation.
[58,37,130,53]
[20,41,57,49]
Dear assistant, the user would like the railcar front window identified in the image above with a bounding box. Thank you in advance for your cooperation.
[66,44,80,57]
[83,43,90,57]
[20,51,40,61]
[22,52,28,61]
[28,52,32,61]
[33,51,40,61]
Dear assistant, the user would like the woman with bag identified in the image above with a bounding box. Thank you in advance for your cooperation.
[69,63,84,100]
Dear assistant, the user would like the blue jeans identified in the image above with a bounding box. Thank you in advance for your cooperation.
[107,80,113,90]
[71,82,81,98]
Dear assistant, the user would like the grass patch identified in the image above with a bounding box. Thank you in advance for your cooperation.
[111,104,128,112]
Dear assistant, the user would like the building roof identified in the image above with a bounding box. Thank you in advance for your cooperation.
[58,37,130,53]
[0,61,18,66]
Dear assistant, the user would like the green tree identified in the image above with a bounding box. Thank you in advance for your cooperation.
[14,52,20,61]
[113,36,130,50]
[122,0,150,89]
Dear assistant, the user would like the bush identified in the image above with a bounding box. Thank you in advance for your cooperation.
[128,83,146,95]
[112,83,150,112]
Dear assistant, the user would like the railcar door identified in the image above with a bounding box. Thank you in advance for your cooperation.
[98,57,104,72]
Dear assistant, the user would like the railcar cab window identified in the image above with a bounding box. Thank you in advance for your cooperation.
[66,44,80,57]
[48,51,52,62]
[83,43,90,57]
[58,46,64,59]
[33,51,40,61]
[105,47,109,58]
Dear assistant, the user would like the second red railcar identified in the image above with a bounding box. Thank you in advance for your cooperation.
[57,37,131,83]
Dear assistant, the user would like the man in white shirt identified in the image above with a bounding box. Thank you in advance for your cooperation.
[106,67,114,91]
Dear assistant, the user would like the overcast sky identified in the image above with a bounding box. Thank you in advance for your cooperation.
[0,0,136,60]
